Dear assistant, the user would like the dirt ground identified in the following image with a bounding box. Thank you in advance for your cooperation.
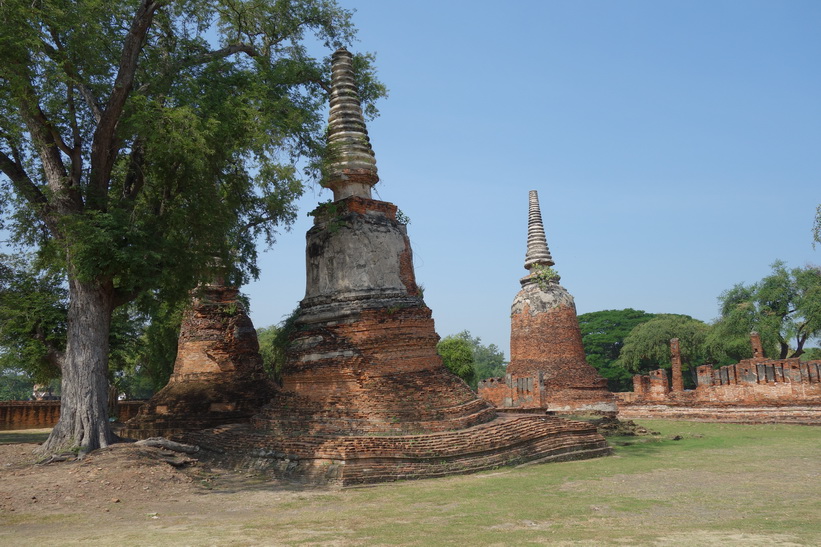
[0,431,317,517]
[1,424,819,546]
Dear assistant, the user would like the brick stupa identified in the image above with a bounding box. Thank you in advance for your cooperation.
[179,50,611,485]
[479,191,617,415]
[122,277,274,439]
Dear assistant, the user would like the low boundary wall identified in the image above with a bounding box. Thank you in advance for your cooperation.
[0,400,145,430]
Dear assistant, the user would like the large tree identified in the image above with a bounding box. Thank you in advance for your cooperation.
[616,314,710,383]
[707,261,821,361]
[0,0,383,454]
[577,308,656,391]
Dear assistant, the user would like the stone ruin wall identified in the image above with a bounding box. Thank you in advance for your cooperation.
[624,358,821,405]
[618,338,821,424]
[1,400,144,431]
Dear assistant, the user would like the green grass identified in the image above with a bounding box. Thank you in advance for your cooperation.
[0,428,51,444]
[3,420,820,546]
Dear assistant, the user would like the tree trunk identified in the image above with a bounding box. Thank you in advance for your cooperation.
[38,276,117,456]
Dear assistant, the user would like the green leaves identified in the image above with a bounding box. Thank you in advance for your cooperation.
[709,261,821,360]
[616,314,710,375]
[578,309,657,390]
[0,254,66,383]
[437,336,476,387]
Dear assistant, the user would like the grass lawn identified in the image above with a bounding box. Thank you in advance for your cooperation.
[2,420,819,546]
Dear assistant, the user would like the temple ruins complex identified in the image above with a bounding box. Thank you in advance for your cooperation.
[618,333,821,423]
[156,49,613,485]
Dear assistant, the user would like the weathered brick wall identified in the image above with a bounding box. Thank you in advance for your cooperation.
[477,374,545,410]
[625,359,821,412]
[670,338,684,392]
[498,297,615,414]
[647,369,670,400]
[0,400,146,430]
[616,402,821,424]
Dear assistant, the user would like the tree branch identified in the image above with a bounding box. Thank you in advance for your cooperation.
[42,28,103,123]
[0,149,47,207]
[122,139,146,201]
[88,0,162,210]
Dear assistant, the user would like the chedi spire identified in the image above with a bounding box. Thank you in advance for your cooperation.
[323,48,379,201]
[524,190,555,271]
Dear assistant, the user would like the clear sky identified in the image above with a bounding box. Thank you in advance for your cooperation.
[247,0,821,357]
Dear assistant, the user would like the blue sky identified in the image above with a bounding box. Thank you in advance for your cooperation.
[246,0,821,358]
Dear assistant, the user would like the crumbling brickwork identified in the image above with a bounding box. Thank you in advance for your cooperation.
[122,282,274,439]
[670,338,684,392]
[619,334,821,424]
[181,414,611,486]
[180,194,613,483]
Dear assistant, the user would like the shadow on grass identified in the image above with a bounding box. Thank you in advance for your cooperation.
[0,429,51,445]
[609,435,673,457]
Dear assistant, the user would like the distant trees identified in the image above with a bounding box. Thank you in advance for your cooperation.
[437,330,506,389]
[578,309,656,391]
[616,314,711,387]
[437,336,476,386]
[707,261,821,361]
[0,254,66,383]
[579,261,821,389]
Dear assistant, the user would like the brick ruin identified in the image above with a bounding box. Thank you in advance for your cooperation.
[618,334,821,424]
[1,400,143,431]
[121,278,275,439]
[478,191,616,416]
[174,49,611,485]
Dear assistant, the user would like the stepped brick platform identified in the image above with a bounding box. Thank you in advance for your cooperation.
[179,414,611,486]
[480,191,616,415]
[122,282,275,439]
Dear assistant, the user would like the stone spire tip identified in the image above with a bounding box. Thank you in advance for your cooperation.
[523,190,555,271]
[323,48,378,201]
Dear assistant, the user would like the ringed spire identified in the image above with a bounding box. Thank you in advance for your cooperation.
[323,48,379,201]
[523,190,555,271]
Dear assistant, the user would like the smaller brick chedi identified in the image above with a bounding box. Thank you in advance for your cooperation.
[122,274,274,439]
[179,49,611,485]
[479,191,617,415]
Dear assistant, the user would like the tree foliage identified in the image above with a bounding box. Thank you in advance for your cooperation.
[577,308,657,391]
[0,254,66,382]
[256,309,299,385]
[617,314,710,381]
[0,369,35,401]
[437,336,477,387]
[450,330,506,385]
[0,0,384,454]
[707,261,821,360]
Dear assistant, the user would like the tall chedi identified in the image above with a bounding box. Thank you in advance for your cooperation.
[506,190,617,414]
[180,50,611,485]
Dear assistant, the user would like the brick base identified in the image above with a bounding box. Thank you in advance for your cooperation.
[178,414,612,486]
